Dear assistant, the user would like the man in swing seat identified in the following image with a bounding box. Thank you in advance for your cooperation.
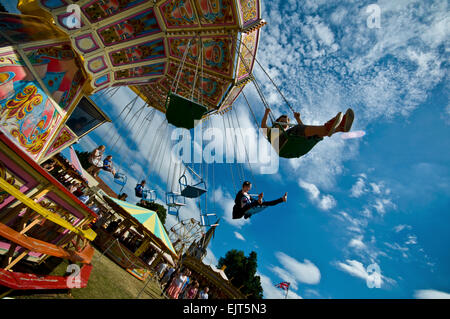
[232,181,287,220]
[261,108,355,157]
[135,180,146,198]
[102,155,118,177]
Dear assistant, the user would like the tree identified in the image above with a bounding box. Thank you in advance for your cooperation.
[217,249,263,299]
[75,150,91,170]
[0,3,7,12]
[136,200,167,225]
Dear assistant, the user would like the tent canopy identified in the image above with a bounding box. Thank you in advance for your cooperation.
[104,196,177,258]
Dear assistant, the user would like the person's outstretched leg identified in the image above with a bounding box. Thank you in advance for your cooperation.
[261,192,288,206]
[334,108,354,133]
[244,193,287,219]
[303,112,343,137]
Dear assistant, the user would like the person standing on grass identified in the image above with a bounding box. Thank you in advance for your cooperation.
[178,269,191,299]
[167,270,188,299]
[161,268,178,296]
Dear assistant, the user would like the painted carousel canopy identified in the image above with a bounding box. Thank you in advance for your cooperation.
[18,0,265,115]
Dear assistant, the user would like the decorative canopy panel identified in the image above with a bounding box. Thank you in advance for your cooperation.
[20,0,265,115]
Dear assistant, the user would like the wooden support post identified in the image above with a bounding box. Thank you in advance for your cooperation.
[5,251,29,271]
[1,208,34,268]
[0,182,52,224]
[20,218,42,234]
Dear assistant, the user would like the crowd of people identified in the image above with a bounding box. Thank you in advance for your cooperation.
[41,157,105,216]
[156,263,210,299]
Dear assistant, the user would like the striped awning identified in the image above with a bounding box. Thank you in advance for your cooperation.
[60,146,88,181]
[105,196,177,257]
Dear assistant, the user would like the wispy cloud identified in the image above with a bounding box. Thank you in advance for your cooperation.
[394,224,412,233]
[298,179,337,211]
[234,231,246,241]
[274,252,321,285]
[334,259,395,288]
[414,289,450,299]
[350,176,367,198]
[254,0,447,190]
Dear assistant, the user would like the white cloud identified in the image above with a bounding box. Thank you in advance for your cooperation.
[349,236,367,250]
[369,182,382,195]
[384,242,409,259]
[203,246,218,267]
[271,266,299,290]
[234,231,246,241]
[405,235,418,245]
[373,198,396,215]
[319,194,337,210]
[275,252,321,285]
[336,259,371,282]
[299,180,337,211]
[350,176,367,198]
[335,259,395,288]
[414,289,450,299]
[394,224,412,233]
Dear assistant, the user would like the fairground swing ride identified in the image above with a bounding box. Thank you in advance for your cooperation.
[0,0,266,292]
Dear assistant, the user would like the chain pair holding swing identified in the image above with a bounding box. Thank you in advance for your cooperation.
[235,35,322,159]
[165,35,208,130]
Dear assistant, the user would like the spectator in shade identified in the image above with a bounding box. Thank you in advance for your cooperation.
[186,282,200,299]
[156,262,168,279]
[198,287,209,299]
[42,159,56,172]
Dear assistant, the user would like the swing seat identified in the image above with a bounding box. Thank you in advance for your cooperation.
[179,171,207,199]
[114,173,127,187]
[142,190,156,202]
[201,213,218,227]
[180,185,207,198]
[244,206,268,218]
[166,192,186,207]
[167,202,186,207]
[165,92,208,129]
[278,135,323,159]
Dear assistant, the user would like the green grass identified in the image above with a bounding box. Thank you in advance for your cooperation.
[6,248,167,299]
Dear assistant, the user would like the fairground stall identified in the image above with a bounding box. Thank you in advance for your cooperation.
[95,196,177,281]
[0,0,264,292]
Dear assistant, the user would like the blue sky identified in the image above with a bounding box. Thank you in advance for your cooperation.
[3,0,449,299]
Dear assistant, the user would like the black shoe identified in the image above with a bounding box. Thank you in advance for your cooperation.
[244,213,250,219]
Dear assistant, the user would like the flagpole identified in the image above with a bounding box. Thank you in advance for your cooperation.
[285,285,289,299]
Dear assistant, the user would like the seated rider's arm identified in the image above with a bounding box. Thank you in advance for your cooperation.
[261,108,271,137]
[294,111,303,125]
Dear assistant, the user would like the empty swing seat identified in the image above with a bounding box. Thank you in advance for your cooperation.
[165,93,208,129]
[166,192,186,208]
[114,173,127,187]
[181,185,207,198]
